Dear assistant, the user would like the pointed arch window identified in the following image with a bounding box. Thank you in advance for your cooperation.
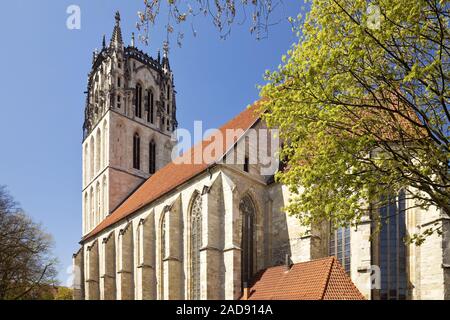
[89,188,94,231]
[96,129,102,174]
[133,133,141,170]
[84,192,88,232]
[96,182,101,225]
[83,144,88,185]
[244,156,250,173]
[190,193,202,300]
[135,84,142,118]
[149,140,156,174]
[147,90,154,123]
[89,137,94,181]
[102,176,107,216]
[240,195,255,288]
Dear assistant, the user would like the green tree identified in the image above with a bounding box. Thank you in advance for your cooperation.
[54,287,73,300]
[260,0,449,243]
[0,186,58,300]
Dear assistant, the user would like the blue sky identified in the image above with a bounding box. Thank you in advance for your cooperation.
[0,0,301,282]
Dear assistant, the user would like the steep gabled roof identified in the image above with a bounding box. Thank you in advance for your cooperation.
[242,257,365,300]
[83,103,261,242]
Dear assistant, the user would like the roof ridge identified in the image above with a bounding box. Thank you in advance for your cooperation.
[242,256,364,300]
[320,256,335,300]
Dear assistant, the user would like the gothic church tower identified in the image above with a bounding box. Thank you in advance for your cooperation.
[81,12,177,235]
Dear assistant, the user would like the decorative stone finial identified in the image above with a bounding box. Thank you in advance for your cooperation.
[163,41,169,58]
[111,11,123,48]
[131,32,135,47]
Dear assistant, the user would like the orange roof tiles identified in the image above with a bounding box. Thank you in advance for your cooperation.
[83,103,261,242]
[242,257,365,300]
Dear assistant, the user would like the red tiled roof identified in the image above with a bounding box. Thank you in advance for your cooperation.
[242,257,365,300]
[83,103,261,241]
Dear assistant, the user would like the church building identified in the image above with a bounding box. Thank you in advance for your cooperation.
[73,13,449,300]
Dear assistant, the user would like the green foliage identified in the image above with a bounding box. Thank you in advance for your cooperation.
[260,0,449,242]
[54,287,73,300]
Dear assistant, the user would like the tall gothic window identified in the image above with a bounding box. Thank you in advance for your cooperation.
[329,226,351,273]
[102,176,107,216]
[147,90,154,123]
[190,193,202,300]
[103,121,108,168]
[96,129,102,174]
[96,182,101,225]
[83,144,88,185]
[89,137,94,181]
[89,188,94,230]
[135,84,142,118]
[240,195,255,288]
[84,192,88,232]
[378,190,407,300]
[133,133,141,170]
[149,140,156,174]
[244,156,250,173]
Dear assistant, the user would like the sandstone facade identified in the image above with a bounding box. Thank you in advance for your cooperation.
[73,13,450,300]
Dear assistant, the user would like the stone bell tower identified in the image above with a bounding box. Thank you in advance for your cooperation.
[81,12,177,235]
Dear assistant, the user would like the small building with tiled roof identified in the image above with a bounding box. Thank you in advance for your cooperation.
[241,257,365,300]
[73,13,450,301]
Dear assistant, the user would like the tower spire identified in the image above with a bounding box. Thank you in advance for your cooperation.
[110,11,123,49]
